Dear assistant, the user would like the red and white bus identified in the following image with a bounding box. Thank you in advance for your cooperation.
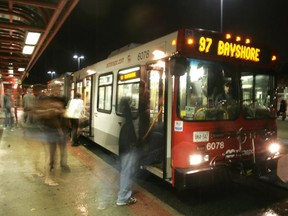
[72,28,284,189]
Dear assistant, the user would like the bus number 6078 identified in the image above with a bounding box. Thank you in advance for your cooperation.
[206,141,225,150]
[137,50,150,61]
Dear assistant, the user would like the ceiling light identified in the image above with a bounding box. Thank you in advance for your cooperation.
[25,32,41,45]
[22,45,35,54]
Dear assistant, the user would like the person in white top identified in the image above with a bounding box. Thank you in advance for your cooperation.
[66,93,84,146]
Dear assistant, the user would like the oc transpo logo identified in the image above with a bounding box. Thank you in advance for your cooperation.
[223,149,253,158]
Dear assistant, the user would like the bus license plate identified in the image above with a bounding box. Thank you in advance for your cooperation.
[193,131,209,142]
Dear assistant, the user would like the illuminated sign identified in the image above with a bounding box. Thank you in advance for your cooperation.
[198,36,261,62]
[119,71,137,81]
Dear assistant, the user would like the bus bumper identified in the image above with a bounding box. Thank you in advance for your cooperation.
[174,155,284,190]
[254,154,284,178]
[174,166,229,190]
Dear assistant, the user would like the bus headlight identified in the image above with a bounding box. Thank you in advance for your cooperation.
[268,143,280,154]
[189,154,209,165]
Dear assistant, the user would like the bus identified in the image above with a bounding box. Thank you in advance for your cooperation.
[72,28,285,189]
[47,72,73,99]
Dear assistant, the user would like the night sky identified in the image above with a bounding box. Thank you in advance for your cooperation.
[24,0,288,84]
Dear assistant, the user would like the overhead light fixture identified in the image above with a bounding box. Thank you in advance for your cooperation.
[18,68,25,72]
[22,45,35,55]
[25,32,41,45]
[22,32,41,55]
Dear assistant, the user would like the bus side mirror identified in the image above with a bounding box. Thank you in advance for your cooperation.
[170,54,189,76]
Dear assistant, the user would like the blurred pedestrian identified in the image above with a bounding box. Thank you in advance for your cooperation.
[116,98,138,206]
[33,95,66,186]
[58,95,70,171]
[22,88,35,124]
[65,93,84,146]
[3,89,13,130]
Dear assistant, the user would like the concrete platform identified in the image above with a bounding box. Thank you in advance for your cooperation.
[0,108,182,216]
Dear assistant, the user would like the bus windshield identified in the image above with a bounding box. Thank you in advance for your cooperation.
[178,58,276,121]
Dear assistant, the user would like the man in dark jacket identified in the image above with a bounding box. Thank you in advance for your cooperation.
[116,98,138,206]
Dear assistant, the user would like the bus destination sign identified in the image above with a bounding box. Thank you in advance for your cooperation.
[198,36,260,62]
[179,29,274,64]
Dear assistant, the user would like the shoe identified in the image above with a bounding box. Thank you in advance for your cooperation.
[61,165,71,172]
[36,172,44,177]
[72,143,80,147]
[45,179,59,186]
[50,165,54,172]
[116,197,137,206]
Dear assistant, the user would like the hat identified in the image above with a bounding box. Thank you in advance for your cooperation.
[224,81,232,87]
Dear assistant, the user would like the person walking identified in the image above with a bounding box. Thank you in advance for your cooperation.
[65,93,84,146]
[33,95,66,186]
[3,89,13,130]
[22,88,35,124]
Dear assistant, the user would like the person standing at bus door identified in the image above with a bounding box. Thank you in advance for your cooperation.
[116,98,138,206]
[65,93,84,146]
[3,89,13,130]
[57,95,71,171]
[22,88,35,124]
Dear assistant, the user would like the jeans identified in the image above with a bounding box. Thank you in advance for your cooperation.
[24,111,33,124]
[70,118,79,145]
[4,108,12,128]
[117,148,138,203]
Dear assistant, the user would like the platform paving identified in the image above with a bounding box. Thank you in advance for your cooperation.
[0,108,182,216]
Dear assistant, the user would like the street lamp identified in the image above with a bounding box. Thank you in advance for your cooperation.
[47,71,56,79]
[220,0,223,32]
[73,55,84,70]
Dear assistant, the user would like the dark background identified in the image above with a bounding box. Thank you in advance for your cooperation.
[24,0,288,84]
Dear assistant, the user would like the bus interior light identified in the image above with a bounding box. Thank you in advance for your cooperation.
[119,66,140,74]
[153,50,165,60]
[87,69,96,75]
